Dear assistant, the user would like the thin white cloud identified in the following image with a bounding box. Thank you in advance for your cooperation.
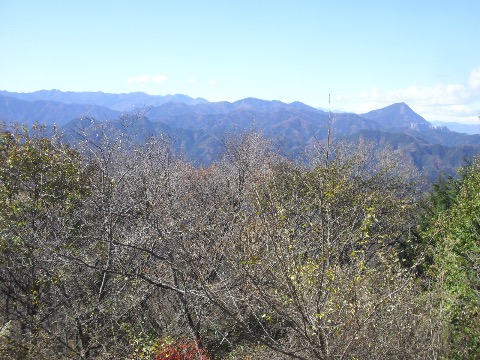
[152,75,167,83]
[126,74,168,84]
[208,80,217,86]
[336,66,480,124]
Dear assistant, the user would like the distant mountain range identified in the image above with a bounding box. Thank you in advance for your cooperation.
[430,120,479,135]
[1,89,479,180]
[0,90,207,111]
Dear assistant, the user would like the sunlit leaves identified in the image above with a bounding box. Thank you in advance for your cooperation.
[426,158,480,357]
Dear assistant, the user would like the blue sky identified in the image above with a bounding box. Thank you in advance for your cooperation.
[1,0,479,123]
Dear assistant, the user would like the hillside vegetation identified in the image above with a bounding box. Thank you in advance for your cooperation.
[1,121,479,359]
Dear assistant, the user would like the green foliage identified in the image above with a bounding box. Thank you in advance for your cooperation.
[0,123,94,357]
[398,172,463,276]
[0,124,91,257]
[428,175,461,215]
[0,124,90,226]
[425,158,480,358]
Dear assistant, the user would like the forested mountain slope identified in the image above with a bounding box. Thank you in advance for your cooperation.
[1,90,479,179]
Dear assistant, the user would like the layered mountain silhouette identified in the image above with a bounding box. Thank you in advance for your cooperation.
[0,90,207,111]
[1,90,479,180]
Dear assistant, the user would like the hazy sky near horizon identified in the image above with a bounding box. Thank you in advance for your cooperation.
[1,0,479,123]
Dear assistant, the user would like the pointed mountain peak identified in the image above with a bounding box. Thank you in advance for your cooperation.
[361,102,429,130]
[388,102,416,113]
